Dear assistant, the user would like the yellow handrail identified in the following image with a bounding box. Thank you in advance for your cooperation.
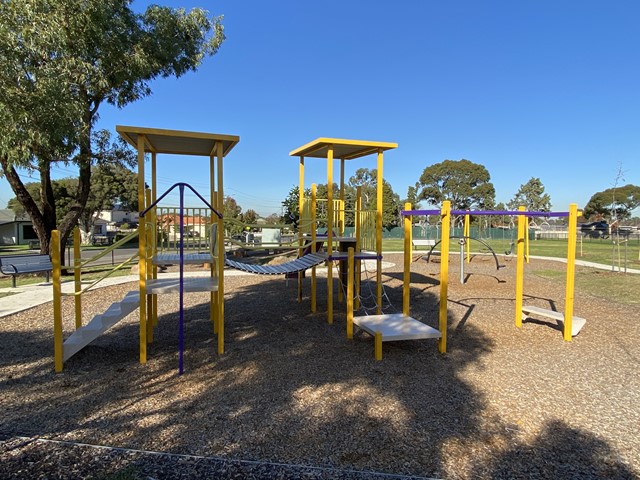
[78,229,139,269]
[63,253,138,297]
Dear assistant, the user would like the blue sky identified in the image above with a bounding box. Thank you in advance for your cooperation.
[2,0,638,217]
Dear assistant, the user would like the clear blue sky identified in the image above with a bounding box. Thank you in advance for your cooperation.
[2,0,638,217]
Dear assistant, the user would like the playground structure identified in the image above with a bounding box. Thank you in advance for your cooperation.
[51,129,400,372]
[400,204,586,345]
[49,125,587,371]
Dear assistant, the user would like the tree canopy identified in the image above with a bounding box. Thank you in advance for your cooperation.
[280,169,402,231]
[0,0,225,256]
[413,159,496,210]
[507,177,551,212]
[583,184,640,221]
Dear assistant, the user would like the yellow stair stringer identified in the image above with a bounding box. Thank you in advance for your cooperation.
[62,291,140,362]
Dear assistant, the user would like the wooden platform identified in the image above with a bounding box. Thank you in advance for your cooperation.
[153,253,213,266]
[521,305,586,336]
[146,277,218,294]
[352,313,441,360]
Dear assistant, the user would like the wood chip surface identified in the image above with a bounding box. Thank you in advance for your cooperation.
[1,253,638,479]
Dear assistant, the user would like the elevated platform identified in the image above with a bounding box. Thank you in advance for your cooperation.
[153,253,213,266]
[521,305,586,336]
[146,277,218,294]
[352,313,441,360]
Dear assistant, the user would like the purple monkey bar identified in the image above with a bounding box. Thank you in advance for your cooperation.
[402,209,570,217]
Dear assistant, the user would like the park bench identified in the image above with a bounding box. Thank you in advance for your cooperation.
[412,238,436,261]
[0,254,53,288]
[412,239,436,249]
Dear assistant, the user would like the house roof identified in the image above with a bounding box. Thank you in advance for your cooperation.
[0,209,30,224]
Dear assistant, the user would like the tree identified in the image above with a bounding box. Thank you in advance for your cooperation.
[264,214,281,225]
[9,164,138,244]
[78,164,138,244]
[507,177,551,212]
[0,0,225,259]
[241,209,258,226]
[281,185,301,226]
[223,196,243,236]
[348,168,401,229]
[583,185,640,221]
[414,159,496,211]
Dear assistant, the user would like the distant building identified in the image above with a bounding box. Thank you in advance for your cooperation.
[97,205,139,230]
[0,209,36,245]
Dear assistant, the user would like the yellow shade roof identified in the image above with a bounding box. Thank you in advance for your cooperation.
[289,138,398,160]
[116,125,239,157]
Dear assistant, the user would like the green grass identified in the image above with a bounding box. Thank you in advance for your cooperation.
[383,237,640,268]
[0,266,134,289]
[533,268,640,306]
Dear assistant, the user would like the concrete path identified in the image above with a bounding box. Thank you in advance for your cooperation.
[1,256,637,318]
[0,270,250,318]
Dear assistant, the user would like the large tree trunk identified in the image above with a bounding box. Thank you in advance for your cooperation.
[0,156,51,255]
[57,140,92,263]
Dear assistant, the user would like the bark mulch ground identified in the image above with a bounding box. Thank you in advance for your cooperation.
[1,253,638,479]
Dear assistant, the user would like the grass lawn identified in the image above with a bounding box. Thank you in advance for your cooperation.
[382,236,640,307]
[383,236,640,268]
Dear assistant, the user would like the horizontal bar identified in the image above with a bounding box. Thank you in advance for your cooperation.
[402,209,570,217]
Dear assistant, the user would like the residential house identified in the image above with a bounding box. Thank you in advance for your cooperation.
[0,209,36,245]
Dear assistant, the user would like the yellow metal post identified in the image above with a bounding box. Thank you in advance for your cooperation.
[151,153,158,330]
[298,156,305,304]
[375,149,383,315]
[464,213,470,263]
[347,247,354,339]
[52,230,63,372]
[137,135,147,363]
[326,145,334,324]
[438,201,451,353]
[311,183,317,312]
[354,187,362,311]
[375,332,383,361]
[514,206,526,328]
[145,188,154,343]
[216,141,225,354]
[210,154,218,334]
[73,226,82,329]
[563,203,578,341]
[403,203,412,316]
[525,219,530,264]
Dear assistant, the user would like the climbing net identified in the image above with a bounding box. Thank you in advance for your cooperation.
[338,257,394,315]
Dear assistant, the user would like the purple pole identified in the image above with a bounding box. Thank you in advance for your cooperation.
[179,184,185,375]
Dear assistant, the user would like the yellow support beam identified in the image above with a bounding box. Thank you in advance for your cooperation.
[514,206,527,328]
[146,188,154,343]
[137,134,147,364]
[210,153,218,334]
[347,247,354,339]
[438,201,451,353]
[564,203,578,341]
[216,140,225,355]
[311,183,317,313]
[73,226,82,329]
[464,213,470,263]
[298,156,305,304]
[326,145,334,325]
[375,332,383,361]
[403,202,412,316]
[376,149,383,315]
[52,230,63,372]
